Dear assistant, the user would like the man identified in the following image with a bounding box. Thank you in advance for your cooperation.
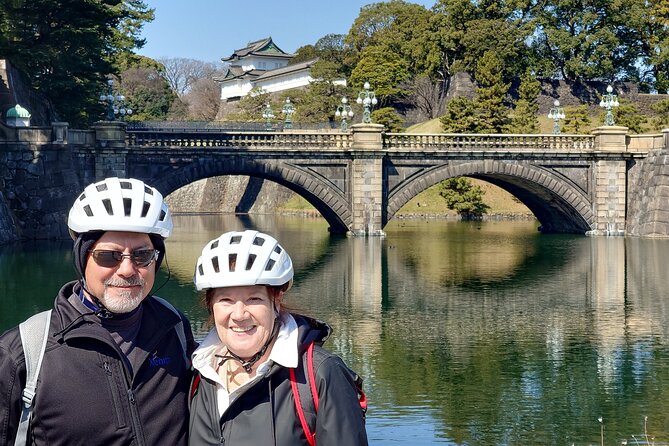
[0,177,196,445]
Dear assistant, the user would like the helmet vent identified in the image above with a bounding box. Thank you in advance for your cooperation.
[210,240,219,249]
[144,185,153,195]
[79,193,86,201]
[103,199,113,215]
[246,254,256,271]
[198,264,204,276]
[230,235,242,244]
[253,236,265,246]
[83,205,93,217]
[211,256,220,273]
[228,254,237,271]
[141,201,150,218]
[274,246,282,254]
[96,184,108,192]
[123,198,132,216]
[266,259,276,271]
[120,181,131,190]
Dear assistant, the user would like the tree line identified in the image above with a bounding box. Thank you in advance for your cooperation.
[1,0,668,131]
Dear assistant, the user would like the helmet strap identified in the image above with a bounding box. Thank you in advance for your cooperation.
[79,279,115,319]
[216,317,281,374]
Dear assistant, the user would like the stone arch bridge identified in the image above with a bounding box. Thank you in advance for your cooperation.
[0,121,668,241]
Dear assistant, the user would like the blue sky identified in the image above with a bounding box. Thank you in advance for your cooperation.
[138,0,435,63]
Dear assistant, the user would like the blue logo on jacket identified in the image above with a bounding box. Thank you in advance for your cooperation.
[149,354,171,367]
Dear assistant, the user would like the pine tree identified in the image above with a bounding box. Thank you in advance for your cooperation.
[608,99,647,133]
[473,52,511,133]
[562,106,592,134]
[440,96,478,133]
[438,177,489,218]
[372,107,405,132]
[510,70,540,133]
[0,0,154,126]
[651,99,669,130]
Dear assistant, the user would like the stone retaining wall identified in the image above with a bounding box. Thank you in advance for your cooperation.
[165,176,294,214]
[0,134,88,240]
[0,189,18,243]
[626,146,669,236]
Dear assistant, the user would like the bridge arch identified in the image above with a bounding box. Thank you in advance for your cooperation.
[386,160,594,233]
[131,158,352,233]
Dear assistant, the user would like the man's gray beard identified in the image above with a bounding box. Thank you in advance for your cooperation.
[102,276,146,313]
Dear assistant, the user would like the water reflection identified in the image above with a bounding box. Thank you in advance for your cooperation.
[384,220,542,287]
[0,240,76,327]
[2,216,669,444]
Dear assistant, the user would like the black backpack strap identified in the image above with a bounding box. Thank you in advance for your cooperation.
[152,296,190,368]
[289,341,368,445]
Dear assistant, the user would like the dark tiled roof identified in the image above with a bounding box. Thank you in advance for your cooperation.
[254,58,318,81]
[213,67,264,82]
[222,36,294,62]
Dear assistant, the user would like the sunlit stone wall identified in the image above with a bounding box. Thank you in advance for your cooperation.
[626,130,669,236]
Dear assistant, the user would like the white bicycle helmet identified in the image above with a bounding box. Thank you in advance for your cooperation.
[68,177,173,239]
[194,230,293,291]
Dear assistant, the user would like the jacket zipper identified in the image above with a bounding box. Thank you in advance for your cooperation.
[103,361,127,428]
[113,341,149,446]
[128,388,147,446]
[103,358,148,446]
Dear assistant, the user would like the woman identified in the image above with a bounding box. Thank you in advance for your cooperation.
[189,230,368,446]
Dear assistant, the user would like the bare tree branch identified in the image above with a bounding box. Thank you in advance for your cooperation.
[158,57,222,97]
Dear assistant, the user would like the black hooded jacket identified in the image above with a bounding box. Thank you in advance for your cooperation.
[0,280,196,446]
[189,314,368,446]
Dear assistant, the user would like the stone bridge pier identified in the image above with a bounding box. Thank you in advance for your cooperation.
[349,124,385,236]
[591,126,628,236]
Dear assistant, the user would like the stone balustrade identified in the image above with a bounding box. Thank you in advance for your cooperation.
[384,133,596,151]
[126,130,353,149]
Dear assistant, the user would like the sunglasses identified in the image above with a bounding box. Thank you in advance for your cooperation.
[89,249,158,268]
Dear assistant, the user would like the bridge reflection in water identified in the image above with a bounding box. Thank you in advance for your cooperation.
[2,214,669,444]
[157,215,669,444]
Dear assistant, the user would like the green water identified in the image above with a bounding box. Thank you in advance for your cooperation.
[2,214,669,445]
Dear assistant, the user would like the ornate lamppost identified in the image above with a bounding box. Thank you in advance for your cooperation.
[281,98,295,129]
[547,99,565,134]
[599,85,619,126]
[262,103,275,130]
[335,97,354,131]
[356,81,377,123]
[100,79,132,121]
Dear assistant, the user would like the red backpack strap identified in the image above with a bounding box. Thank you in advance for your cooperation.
[288,342,318,446]
[306,341,319,411]
[190,372,201,402]
[357,379,368,414]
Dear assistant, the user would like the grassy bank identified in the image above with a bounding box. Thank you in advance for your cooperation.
[279,178,534,219]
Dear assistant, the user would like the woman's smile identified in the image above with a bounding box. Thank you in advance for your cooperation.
[230,325,256,334]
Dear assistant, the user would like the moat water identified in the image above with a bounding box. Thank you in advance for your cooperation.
[2,214,669,445]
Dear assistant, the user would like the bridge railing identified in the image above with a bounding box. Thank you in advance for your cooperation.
[626,133,666,152]
[125,120,336,132]
[383,133,596,151]
[126,130,353,149]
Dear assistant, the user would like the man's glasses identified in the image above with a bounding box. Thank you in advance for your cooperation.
[89,249,158,268]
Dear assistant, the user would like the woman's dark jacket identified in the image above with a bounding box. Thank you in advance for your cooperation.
[189,314,368,446]
[0,280,196,446]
